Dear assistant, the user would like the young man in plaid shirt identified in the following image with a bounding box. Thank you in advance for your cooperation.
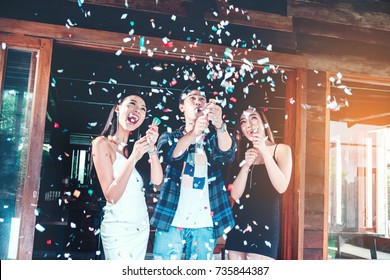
[151,87,236,260]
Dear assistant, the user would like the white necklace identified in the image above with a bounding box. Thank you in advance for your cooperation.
[108,135,128,151]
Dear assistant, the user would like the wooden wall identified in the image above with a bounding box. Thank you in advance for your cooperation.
[303,70,329,259]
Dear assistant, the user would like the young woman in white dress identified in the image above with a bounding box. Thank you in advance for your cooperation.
[91,93,163,260]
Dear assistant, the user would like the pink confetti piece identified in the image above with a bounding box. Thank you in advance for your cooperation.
[243,225,252,233]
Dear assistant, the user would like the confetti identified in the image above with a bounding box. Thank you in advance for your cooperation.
[257,57,270,65]
[239,160,246,168]
[73,190,81,198]
[35,224,45,232]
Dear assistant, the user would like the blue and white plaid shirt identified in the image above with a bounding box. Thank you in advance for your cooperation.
[150,126,236,239]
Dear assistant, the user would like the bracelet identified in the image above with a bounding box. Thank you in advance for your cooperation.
[148,149,158,156]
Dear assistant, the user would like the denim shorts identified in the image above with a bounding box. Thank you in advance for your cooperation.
[153,226,216,260]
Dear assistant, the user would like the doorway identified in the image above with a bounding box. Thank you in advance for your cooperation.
[327,74,390,259]
[32,43,289,259]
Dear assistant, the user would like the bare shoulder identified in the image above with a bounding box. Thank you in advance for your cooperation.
[92,136,110,153]
[275,143,292,158]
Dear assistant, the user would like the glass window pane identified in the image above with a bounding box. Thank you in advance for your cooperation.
[0,48,36,259]
[328,121,390,259]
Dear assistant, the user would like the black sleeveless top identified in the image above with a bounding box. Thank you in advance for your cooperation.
[225,144,280,259]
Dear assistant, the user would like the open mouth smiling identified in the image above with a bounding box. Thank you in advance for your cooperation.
[127,113,140,124]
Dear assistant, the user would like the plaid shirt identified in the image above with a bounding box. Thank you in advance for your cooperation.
[150,126,236,239]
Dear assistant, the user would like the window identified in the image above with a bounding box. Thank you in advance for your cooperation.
[327,75,390,259]
[0,48,37,259]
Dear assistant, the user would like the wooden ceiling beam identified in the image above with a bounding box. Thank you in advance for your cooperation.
[288,0,390,32]
[68,0,293,32]
[294,18,390,47]
[0,17,306,69]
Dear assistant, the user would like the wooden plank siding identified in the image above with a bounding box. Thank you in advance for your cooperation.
[280,68,307,259]
[303,69,328,259]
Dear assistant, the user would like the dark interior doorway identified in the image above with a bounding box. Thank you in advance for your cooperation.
[33,43,287,259]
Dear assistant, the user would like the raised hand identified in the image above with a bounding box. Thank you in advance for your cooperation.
[146,123,159,148]
[250,131,268,155]
[193,115,209,136]
[130,136,150,162]
[244,148,259,167]
[206,100,223,129]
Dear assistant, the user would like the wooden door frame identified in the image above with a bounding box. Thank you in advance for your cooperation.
[0,33,53,259]
[0,17,307,259]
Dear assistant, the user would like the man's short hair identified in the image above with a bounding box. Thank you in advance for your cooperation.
[179,84,207,104]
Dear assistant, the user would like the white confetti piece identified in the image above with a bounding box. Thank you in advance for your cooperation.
[257,57,269,65]
[35,224,45,232]
[344,87,352,95]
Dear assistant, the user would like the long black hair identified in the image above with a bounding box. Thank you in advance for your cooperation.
[99,92,148,156]
[88,91,151,195]
[225,106,276,185]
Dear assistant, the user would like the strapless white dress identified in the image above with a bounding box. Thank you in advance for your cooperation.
[100,152,149,260]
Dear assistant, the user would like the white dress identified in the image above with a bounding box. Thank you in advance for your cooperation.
[100,152,149,260]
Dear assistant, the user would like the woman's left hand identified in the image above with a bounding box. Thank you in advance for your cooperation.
[251,131,268,154]
[146,124,159,148]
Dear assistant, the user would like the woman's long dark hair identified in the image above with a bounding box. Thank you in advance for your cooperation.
[99,93,145,156]
[225,107,276,186]
[88,92,150,195]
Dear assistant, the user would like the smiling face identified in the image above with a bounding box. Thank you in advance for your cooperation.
[116,95,147,132]
[179,90,207,121]
[240,108,265,140]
